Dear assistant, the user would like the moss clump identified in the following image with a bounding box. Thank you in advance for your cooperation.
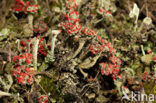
[40,76,64,103]
[144,80,155,95]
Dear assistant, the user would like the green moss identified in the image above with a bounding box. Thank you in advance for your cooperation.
[0,28,10,41]
[38,62,49,72]
[130,60,141,71]
[144,80,155,95]
[40,76,64,102]
[144,82,156,103]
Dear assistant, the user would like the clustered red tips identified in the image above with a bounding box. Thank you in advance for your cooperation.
[12,0,38,13]
[61,0,98,37]
[62,0,122,80]
[61,0,99,37]
[89,35,115,55]
[61,16,81,35]
[12,65,34,85]
[12,0,24,12]
[146,48,152,54]
[20,23,48,56]
[106,11,111,14]
[89,44,103,54]
[99,9,103,13]
[38,95,48,103]
[141,71,152,82]
[82,28,97,36]
[89,35,121,80]
[100,58,121,80]
[38,37,48,56]
[13,53,33,64]
[20,40,32,52]
[64,14,80,23]
[97,8,112,15]
[60,0,82,35]
[34,21,48,34]
[100,53,121,80]
[12,22,48,85]
[12,53,34,85]
[142,71,148,80]
[65,0,79,8]
[26,4,38,13]
[62,22,81,35]
[153,56,156,62]
[100,63,119,76]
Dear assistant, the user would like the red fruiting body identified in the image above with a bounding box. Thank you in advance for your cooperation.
[60,0,82,35]
[11,1,39,85]
[99,9,103,13]
[116,75,122,81]
[100,62,120,77]
[12,66,21,77]
[12,53,34,85]
[91,13,95,16]
[142,72,147,80]
[26,59,32,64]
[90,4,95,9]
[12,66,34,85]
[25,1,38,13]
[27,76,34,85]
[61,22,81,35]
[38,38,48,56]
[12,0,24,12]
[147,48,152,54]
[26,5,38,13]
[13,53,32,65]
[64,14,80,23]
[38,95,48,103]
[82,28,97,36]
[106,11,111,14]
[62,0,121,80]
[153,56,156,62]
[20,41,26,46]
[12,0,38,13]
[20,40,33,52]
[13,56,20,63]
[141,71,152,82]
[24,67,34,76]
[65,0,78,8]
[100,63,107,75]
[34,21,48,34]
[97,37,121,80]
[17,75,25,84]
[89,44,104,54]
[24,1,30,13]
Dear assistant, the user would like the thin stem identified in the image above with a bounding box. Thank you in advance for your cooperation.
[141,45,145,56]
[34,0,38,5]
[28,14,34,31]
[8,43,11,62]
[68,40,85,60]
[51,30,60,57]
[79,68,88,78]
[145,0,149,17]
[46,0,50,10]
[33,38,39,71]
